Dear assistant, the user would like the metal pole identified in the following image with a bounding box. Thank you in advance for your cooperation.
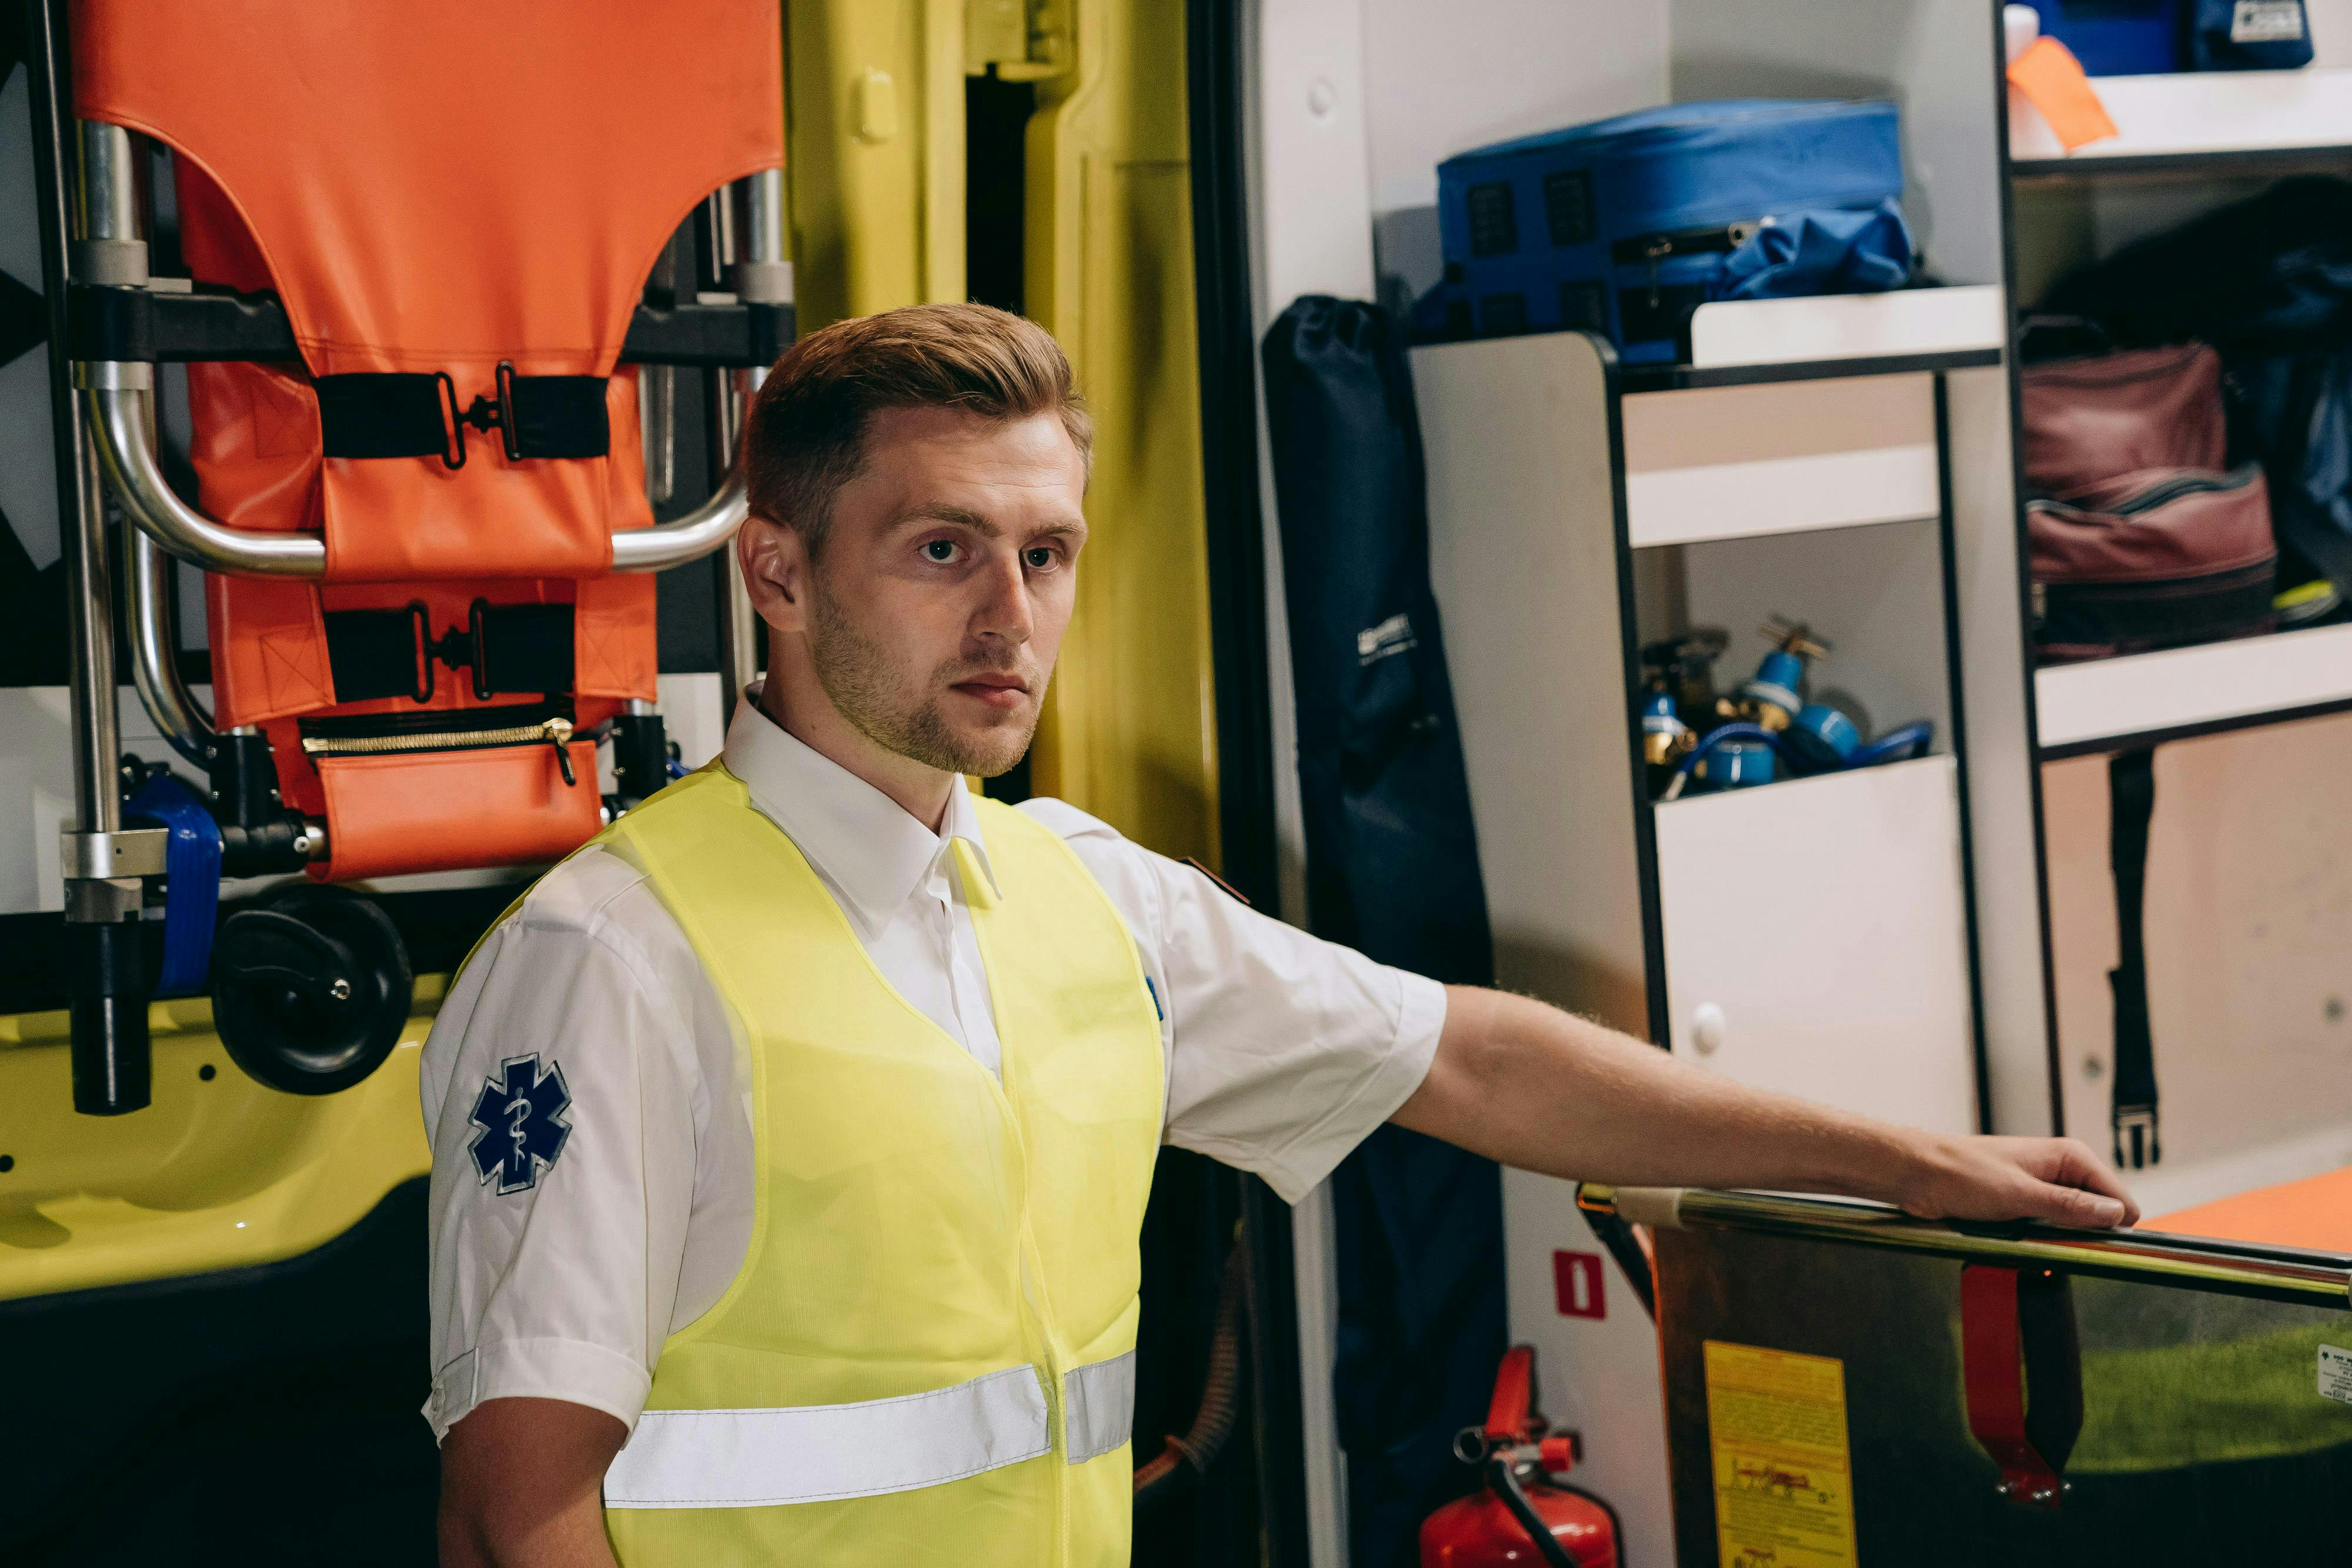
[29,0,153,1114]
[713,170,793,718]
[710,370,759,717]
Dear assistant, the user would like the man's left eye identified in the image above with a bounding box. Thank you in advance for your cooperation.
[1024,547,1057,569]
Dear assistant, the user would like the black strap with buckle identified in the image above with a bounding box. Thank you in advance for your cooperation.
[315,360,610,470]
[324,599,575,704]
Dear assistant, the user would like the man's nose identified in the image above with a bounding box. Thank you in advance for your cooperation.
[973,550,1034,645]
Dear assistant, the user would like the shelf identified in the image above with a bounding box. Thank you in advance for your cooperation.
[1619,285,2007,391]
[2009,67,2352,179]
[2034,622,2352,757]
[1622,371,1942,549]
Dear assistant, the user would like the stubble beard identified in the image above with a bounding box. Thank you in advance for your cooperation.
[808,579,1041,778]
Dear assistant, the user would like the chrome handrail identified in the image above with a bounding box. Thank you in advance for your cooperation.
[1578,1183,2352,1308]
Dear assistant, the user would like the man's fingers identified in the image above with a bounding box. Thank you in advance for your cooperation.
[2042,1138,2141,1226]
[2032,1179,2128,1230]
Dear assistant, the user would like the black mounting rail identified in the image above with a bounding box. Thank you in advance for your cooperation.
[66,283,793,368]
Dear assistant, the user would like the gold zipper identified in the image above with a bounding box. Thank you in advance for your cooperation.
[302,716,579,785]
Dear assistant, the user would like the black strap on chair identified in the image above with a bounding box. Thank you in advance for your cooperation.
[323,600,574,704]
[2108,746,2160,1170]
[322,603,433,703]
[467,600,575,696]
[315,373,464,467]
[315,361,609,469]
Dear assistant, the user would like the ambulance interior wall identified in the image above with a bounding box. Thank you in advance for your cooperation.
[1359,0,1668,317]
[1355,12,2019,1562]
[2005,3,2352,1209]
[1359,0,2051,1135]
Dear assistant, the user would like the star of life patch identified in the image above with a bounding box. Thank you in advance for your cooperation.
[466,1052,575,1195]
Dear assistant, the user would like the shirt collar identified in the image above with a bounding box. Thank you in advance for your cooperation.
[722,693,1001,924]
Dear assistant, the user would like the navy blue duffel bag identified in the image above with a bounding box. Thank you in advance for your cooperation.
[1411,99,1915,363]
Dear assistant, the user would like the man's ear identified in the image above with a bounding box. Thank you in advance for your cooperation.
[737,516,811,635]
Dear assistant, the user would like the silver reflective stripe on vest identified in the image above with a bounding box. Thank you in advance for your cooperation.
[604,1364,1051,1508]
[1062,1350,1138,1465]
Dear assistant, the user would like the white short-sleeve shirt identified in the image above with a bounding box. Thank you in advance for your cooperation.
[417,701,1447,1441]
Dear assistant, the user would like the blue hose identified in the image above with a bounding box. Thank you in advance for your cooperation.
[123,773,223,997]
[1850,720,1934,768]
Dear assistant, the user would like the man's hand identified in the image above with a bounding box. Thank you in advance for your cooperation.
[1396,987,2139,1228]
[440,1396,628,1568]
[1890,1133,2138,1229]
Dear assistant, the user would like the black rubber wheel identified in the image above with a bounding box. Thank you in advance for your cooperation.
[212,885,413,1096]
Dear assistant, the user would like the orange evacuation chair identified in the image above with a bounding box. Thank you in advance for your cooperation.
[72,0,784,883]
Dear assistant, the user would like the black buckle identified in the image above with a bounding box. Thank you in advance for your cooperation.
[433,372,466,470]
[456,361,610,464]
[424,604,491,701]
[407,602,436,700]
[458,362,524,464]
[415,599,576,700]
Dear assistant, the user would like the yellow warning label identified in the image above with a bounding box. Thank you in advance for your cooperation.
[1703,1340,1859,1568]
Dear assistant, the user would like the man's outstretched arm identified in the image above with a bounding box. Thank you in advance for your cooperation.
[440,1398,628,1568]
[1395,986,2138,1228]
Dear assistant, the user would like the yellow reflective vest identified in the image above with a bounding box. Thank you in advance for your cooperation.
[593,765,1165,1564]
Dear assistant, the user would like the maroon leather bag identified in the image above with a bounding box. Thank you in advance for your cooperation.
[2020,342,2277,662]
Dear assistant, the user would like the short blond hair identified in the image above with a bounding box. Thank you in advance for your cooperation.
[740,302,1093,553]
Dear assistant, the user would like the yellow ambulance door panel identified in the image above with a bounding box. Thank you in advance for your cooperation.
[1020,0,1220,865]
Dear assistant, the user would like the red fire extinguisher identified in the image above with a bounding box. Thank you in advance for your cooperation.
[1419,1345,1621,1568]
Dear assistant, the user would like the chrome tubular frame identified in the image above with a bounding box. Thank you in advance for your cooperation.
[83,366,327,575]
[123,515,216,768]
[1579,1183,2352,1308]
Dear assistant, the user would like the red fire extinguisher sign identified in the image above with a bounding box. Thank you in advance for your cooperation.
[1553,1251,1605,1320]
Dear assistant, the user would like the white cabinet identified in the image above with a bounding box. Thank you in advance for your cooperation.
[1652,758,1979,1133]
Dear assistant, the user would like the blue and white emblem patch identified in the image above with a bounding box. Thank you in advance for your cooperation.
[466,1054,574,1195]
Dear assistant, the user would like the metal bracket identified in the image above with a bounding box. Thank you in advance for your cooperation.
[63,877,145,924]
[60,826,168,880]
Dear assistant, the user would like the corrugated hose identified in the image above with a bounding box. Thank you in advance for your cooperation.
[1132,1228,1251,1505]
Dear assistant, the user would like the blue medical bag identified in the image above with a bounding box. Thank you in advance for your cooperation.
[2024,1,2183,73]
[2024,1,2314,74]
[1411,99,1914,364]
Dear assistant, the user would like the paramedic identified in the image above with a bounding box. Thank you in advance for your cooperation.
[425,302,2135,1566]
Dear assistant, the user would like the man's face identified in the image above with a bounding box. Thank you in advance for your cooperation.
[767,405,1088,777]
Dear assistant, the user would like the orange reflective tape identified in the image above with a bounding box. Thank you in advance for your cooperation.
[2007,36,2119,153]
